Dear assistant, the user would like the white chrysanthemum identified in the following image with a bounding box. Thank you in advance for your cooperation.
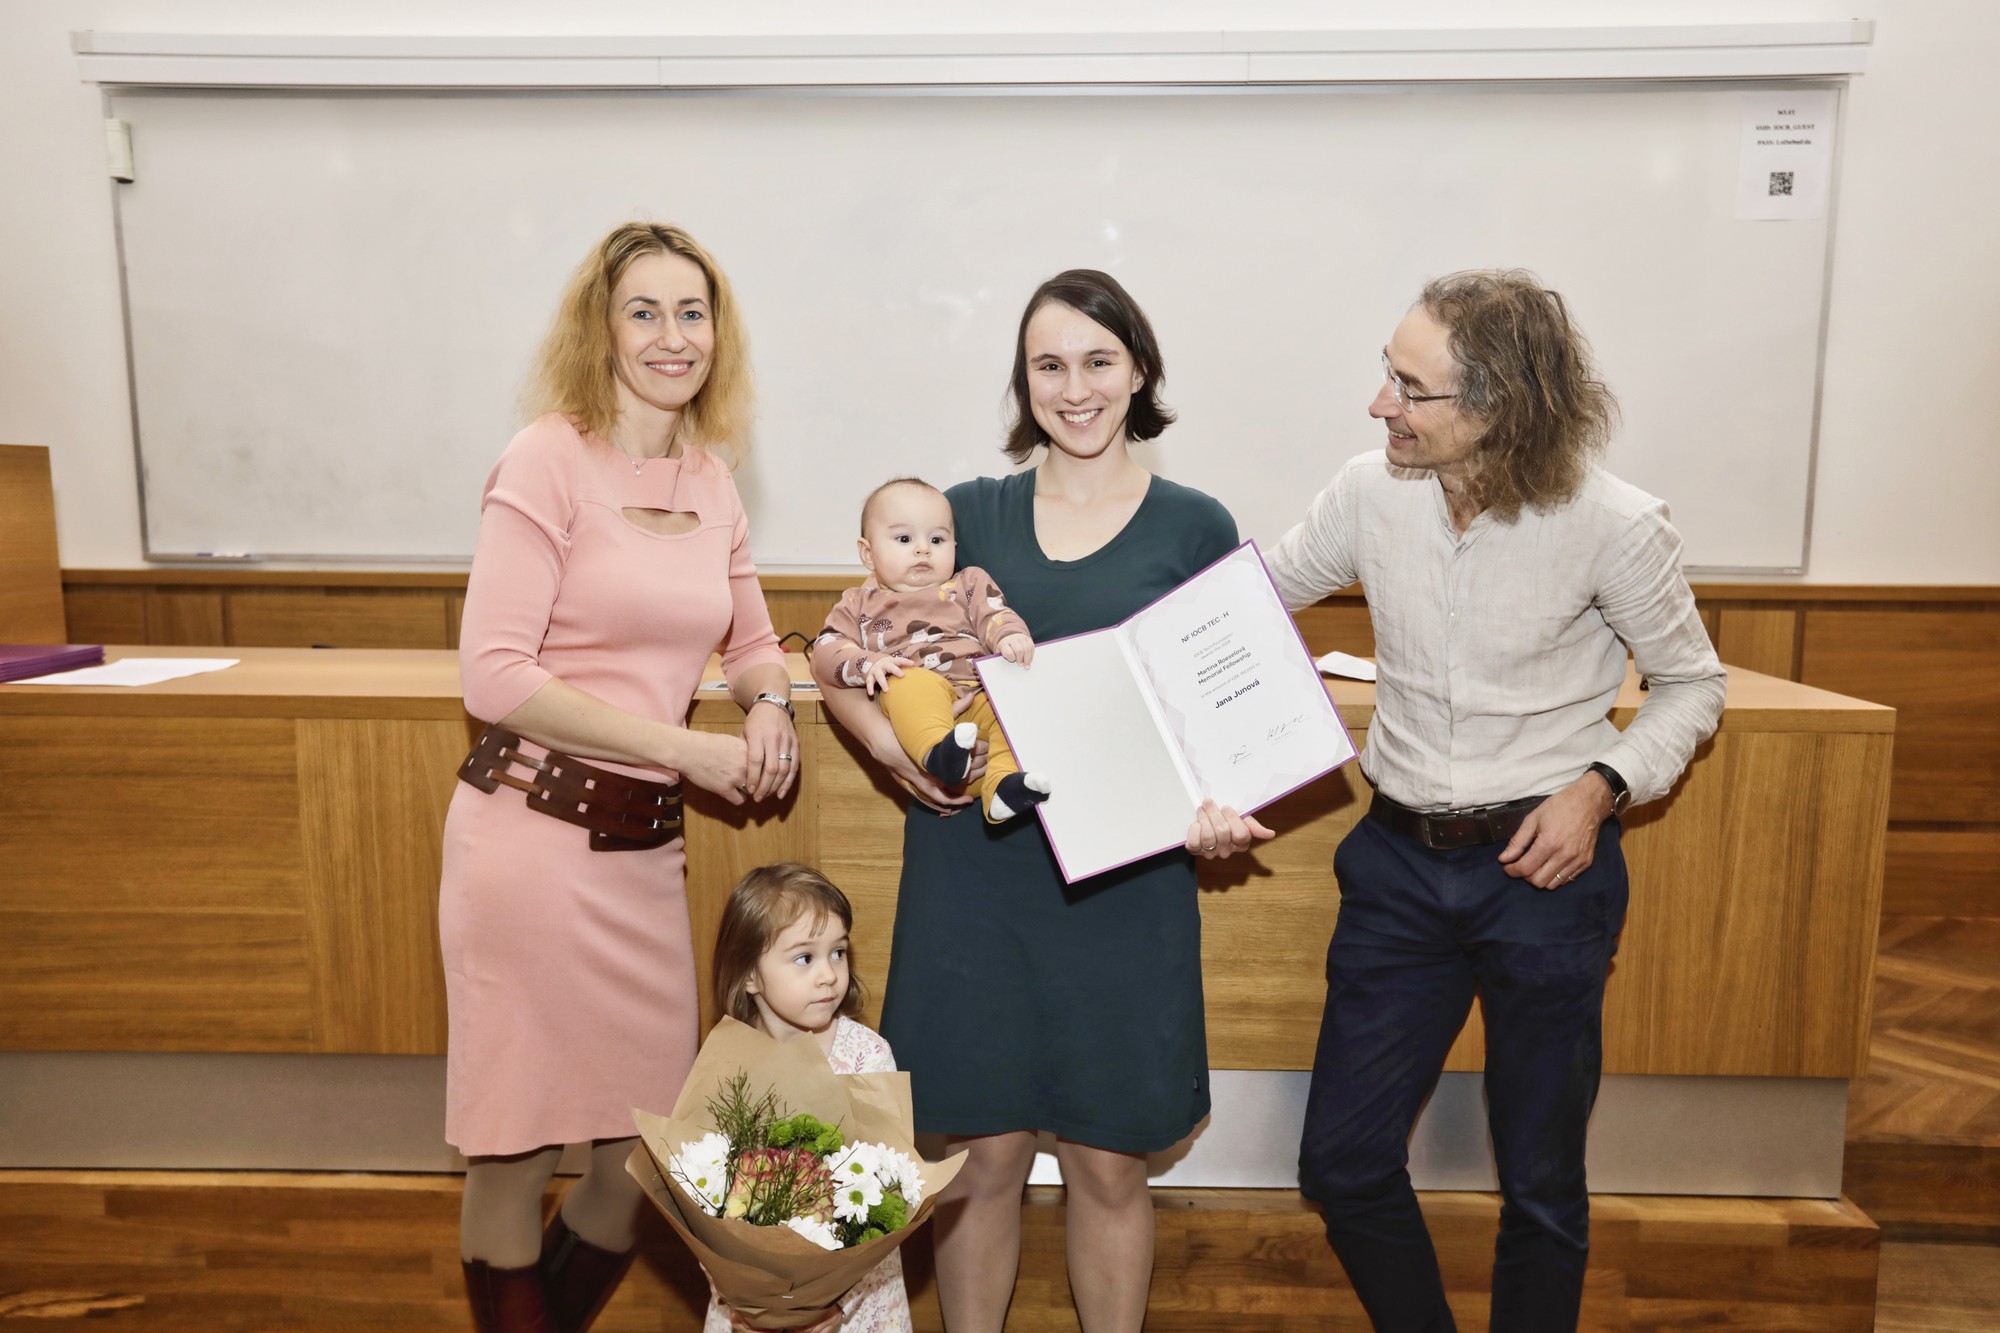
[828,1155,886,1223]
[668,1132,732,1216]
[827,1141,885,1185]
[681,1130,730,1165]
[832,1183,876,1223]
[827,1143,888,1221]
[782,1215,841,1250]
[882,1147,926,1207]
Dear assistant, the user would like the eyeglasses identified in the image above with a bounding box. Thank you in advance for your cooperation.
[1381,350,1458,413]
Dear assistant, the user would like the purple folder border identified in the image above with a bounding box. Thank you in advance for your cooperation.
[0,644,106,683]
[973,539,1360,885]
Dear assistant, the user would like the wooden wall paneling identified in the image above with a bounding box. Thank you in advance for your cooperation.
[809,713,1400,1073]
[812,720,918,1033]
[0,914,313,1054]
[1606,728,1892,1077]
[1882,828,2000,917]
[143,589,227,644]
[680,717,819,1036]
[1196,752,1377,1070]
[0,1173,1879,1332]
[60,587,148,644]
[295,718,470,1054]
[225,589,453,649]
[0,444,67,642]
[1290,600,1376,660]
[444,592,464,650]
[779,701,1899,1079]
[1714,606,1801,678]
[0,716,313,1052]
[1800,606,2000,823]
[1684,585,2000,605]
[762,588,841,647]
[1697,602,1719,650]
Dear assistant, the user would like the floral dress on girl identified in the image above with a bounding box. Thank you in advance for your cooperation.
[701,1016,914,1333]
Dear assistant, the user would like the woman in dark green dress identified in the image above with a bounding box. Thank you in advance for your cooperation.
[812,270,1271,1331]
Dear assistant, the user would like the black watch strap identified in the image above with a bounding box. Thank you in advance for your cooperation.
[1586,761,1631,815]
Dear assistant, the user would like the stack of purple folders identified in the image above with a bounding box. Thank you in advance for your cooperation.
[0,645,105,683]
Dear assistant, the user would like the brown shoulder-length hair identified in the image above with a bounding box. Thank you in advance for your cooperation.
[712,863,865,1028]
[523,221,754,465]
[1419,269,1617,521]
[1003,269,1176,464]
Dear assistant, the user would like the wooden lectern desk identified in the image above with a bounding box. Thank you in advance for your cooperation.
[0,646,1895,1331]
[0,647,1891,1078]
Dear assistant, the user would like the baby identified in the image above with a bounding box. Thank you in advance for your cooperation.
[813,478,1051,823]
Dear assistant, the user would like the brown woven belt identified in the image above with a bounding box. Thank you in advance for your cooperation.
[1367,791,1547,851]
[457,723,683,852]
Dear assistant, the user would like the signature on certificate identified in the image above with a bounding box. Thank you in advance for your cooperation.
[1267,713,1306,741]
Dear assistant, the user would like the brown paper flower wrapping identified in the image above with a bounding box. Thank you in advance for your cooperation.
[628,1017,965,1330]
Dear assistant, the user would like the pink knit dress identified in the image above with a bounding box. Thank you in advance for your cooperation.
[440,415,785,1155]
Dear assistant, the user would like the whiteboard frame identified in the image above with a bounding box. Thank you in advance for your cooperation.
[72,23,1874,90]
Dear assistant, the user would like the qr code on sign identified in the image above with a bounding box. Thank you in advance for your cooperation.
[1768,171,1795,197]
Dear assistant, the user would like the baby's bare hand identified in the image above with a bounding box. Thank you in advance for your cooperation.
[863,656,911,697]
[998,634,1035,667]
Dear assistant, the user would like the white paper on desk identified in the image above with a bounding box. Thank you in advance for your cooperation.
[1316,650,1378,681]
[5,657,239,686]
[977,542,1356,883]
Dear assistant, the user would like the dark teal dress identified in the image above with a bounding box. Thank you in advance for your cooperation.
[878,469,1239,1152]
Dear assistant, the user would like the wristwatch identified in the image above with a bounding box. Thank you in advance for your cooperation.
[749,691,795,723]
[1586,761,1631,816]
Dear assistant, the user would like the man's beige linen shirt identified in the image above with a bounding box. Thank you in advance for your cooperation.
[1266,451,1725,811]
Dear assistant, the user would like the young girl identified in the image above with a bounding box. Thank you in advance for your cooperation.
[703,863,913,1333]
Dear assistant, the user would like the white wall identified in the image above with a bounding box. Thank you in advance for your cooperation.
[4,0,1996,582]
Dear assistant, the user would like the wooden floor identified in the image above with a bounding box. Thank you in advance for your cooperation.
[0,1174,1878,1331]
[1876,1242,2000,1333]
[1843,914,2000,1252]
[1848,917,2000,1148]
[1842,911,2000,1330]
[5,916,1994,1329]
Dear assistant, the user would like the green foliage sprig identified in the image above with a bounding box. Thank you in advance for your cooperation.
[768,1112,844,1155]
[705,1071,784,1163]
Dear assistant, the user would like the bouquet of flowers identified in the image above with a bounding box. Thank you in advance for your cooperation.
[668,1082,925,1250]
[629,1018,964,1330]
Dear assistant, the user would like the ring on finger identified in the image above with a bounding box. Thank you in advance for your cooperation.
[778,752,793,761]
[1201,842,1216,852]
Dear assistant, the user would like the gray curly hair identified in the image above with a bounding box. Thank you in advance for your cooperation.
[1419,270,1618,521]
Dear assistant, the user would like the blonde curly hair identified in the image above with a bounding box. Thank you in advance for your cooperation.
[524,222,754,463]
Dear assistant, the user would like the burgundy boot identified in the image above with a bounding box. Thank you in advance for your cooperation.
[539,1209,637,1333]
[462,1257,555,1332]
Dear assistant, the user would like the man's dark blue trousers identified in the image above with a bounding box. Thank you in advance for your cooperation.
[1299,814,1629,1332]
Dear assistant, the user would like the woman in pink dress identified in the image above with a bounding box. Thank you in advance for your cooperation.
[441,222,797,1333]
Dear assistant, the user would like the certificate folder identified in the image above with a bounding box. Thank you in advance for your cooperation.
[974,541,1357,884]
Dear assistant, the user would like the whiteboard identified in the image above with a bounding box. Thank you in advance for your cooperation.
[111,84,1835,570]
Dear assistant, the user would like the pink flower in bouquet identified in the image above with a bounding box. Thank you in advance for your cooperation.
[723,1146,836,1224]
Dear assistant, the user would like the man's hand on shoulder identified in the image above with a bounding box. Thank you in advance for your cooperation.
[1497,771,1617,889]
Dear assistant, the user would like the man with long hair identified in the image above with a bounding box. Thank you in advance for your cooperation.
[1265,270,1726,1332]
